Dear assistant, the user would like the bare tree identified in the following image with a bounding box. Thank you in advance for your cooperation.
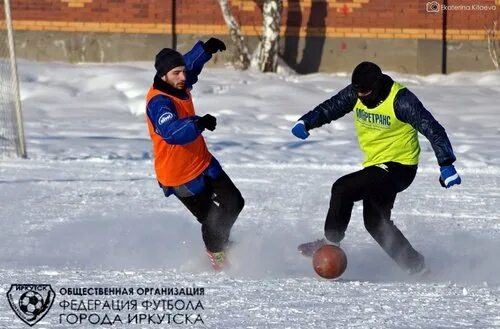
[217,0,283,73]
[217,0,251,69]
[256,0,283,72]
[485,21,499,70]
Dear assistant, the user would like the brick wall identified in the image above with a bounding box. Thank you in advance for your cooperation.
[1,0,498,72]
[3,0,498,39]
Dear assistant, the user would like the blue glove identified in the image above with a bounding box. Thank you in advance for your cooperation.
[292,120,310,140]
[439,165,461,188]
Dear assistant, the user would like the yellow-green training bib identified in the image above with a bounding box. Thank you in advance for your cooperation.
[353,82,420,167]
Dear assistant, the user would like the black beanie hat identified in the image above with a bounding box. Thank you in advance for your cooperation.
[351,61,382,92]
[154,48,185,77]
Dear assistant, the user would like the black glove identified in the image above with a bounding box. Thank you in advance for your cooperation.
[203,38,226,54]
[197,114,217,131]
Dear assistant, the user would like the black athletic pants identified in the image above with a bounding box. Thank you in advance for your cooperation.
[177,171,244,253]
[325,162,425,273]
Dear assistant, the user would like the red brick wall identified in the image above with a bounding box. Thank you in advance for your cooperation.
[2,0,498,40]
[10,0,170,23]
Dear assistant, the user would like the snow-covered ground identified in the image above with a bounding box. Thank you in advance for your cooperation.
[0,60,499,328]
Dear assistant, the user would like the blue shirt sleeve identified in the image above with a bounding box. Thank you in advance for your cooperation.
[146,94,201,145]
[300,85,357,129]
[183,41,212,89]
[394,88,456,166]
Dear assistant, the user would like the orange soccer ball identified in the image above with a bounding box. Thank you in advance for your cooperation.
[312,245,347,279]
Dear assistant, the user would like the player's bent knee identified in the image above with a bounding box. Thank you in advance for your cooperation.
[236,194,244,212]
[230,192,244,215]
[363,218,384,237]
[331,179,348,196]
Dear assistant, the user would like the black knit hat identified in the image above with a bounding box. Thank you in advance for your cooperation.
[351,61,382,92]
[154,48,185,77]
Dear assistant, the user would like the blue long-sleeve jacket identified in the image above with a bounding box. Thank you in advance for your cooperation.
[146,41,212,145]
[299,83,456,166]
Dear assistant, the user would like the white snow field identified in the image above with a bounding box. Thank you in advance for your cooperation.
[0,60,499,328]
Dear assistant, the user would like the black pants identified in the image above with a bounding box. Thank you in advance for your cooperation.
[325,162,425,273]
[177,171,244,253]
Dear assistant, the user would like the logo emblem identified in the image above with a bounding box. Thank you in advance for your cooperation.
[158,112,174,125]
[426,1,440,12]
[7,284,55,326]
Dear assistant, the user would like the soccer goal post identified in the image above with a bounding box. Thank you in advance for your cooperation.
[0,0,26,158]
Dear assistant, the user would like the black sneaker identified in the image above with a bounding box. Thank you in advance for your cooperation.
[298,239,339,257]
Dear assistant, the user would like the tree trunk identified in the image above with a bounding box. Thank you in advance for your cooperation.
[257,0,283,72]
[217,0,251,70]
[485,21,499,70]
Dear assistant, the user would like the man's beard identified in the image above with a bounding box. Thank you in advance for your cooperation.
[153,75,189,99]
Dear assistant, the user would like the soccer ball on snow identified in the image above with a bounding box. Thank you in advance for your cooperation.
[19,291,44,315]
[312,244,348,279]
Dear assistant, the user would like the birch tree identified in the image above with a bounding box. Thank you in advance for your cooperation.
[256,0,283,72]
[217,0,251,69]
[485,21,499,70]
[217,0,283,73]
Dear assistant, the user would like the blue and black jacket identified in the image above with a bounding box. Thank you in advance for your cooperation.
[146,41,222,196]
[146,41,212,145]
[299,76,456,166]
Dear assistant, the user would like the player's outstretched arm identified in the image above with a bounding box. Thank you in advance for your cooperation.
[291,85,357,139]
[184,38,226,89]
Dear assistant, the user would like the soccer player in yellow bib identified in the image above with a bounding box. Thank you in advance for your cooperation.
[292,62,461,276]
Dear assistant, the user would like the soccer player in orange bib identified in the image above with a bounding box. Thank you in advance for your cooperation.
[145,38,244,271]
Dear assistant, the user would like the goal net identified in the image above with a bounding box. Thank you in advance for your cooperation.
[0,0,26,158]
